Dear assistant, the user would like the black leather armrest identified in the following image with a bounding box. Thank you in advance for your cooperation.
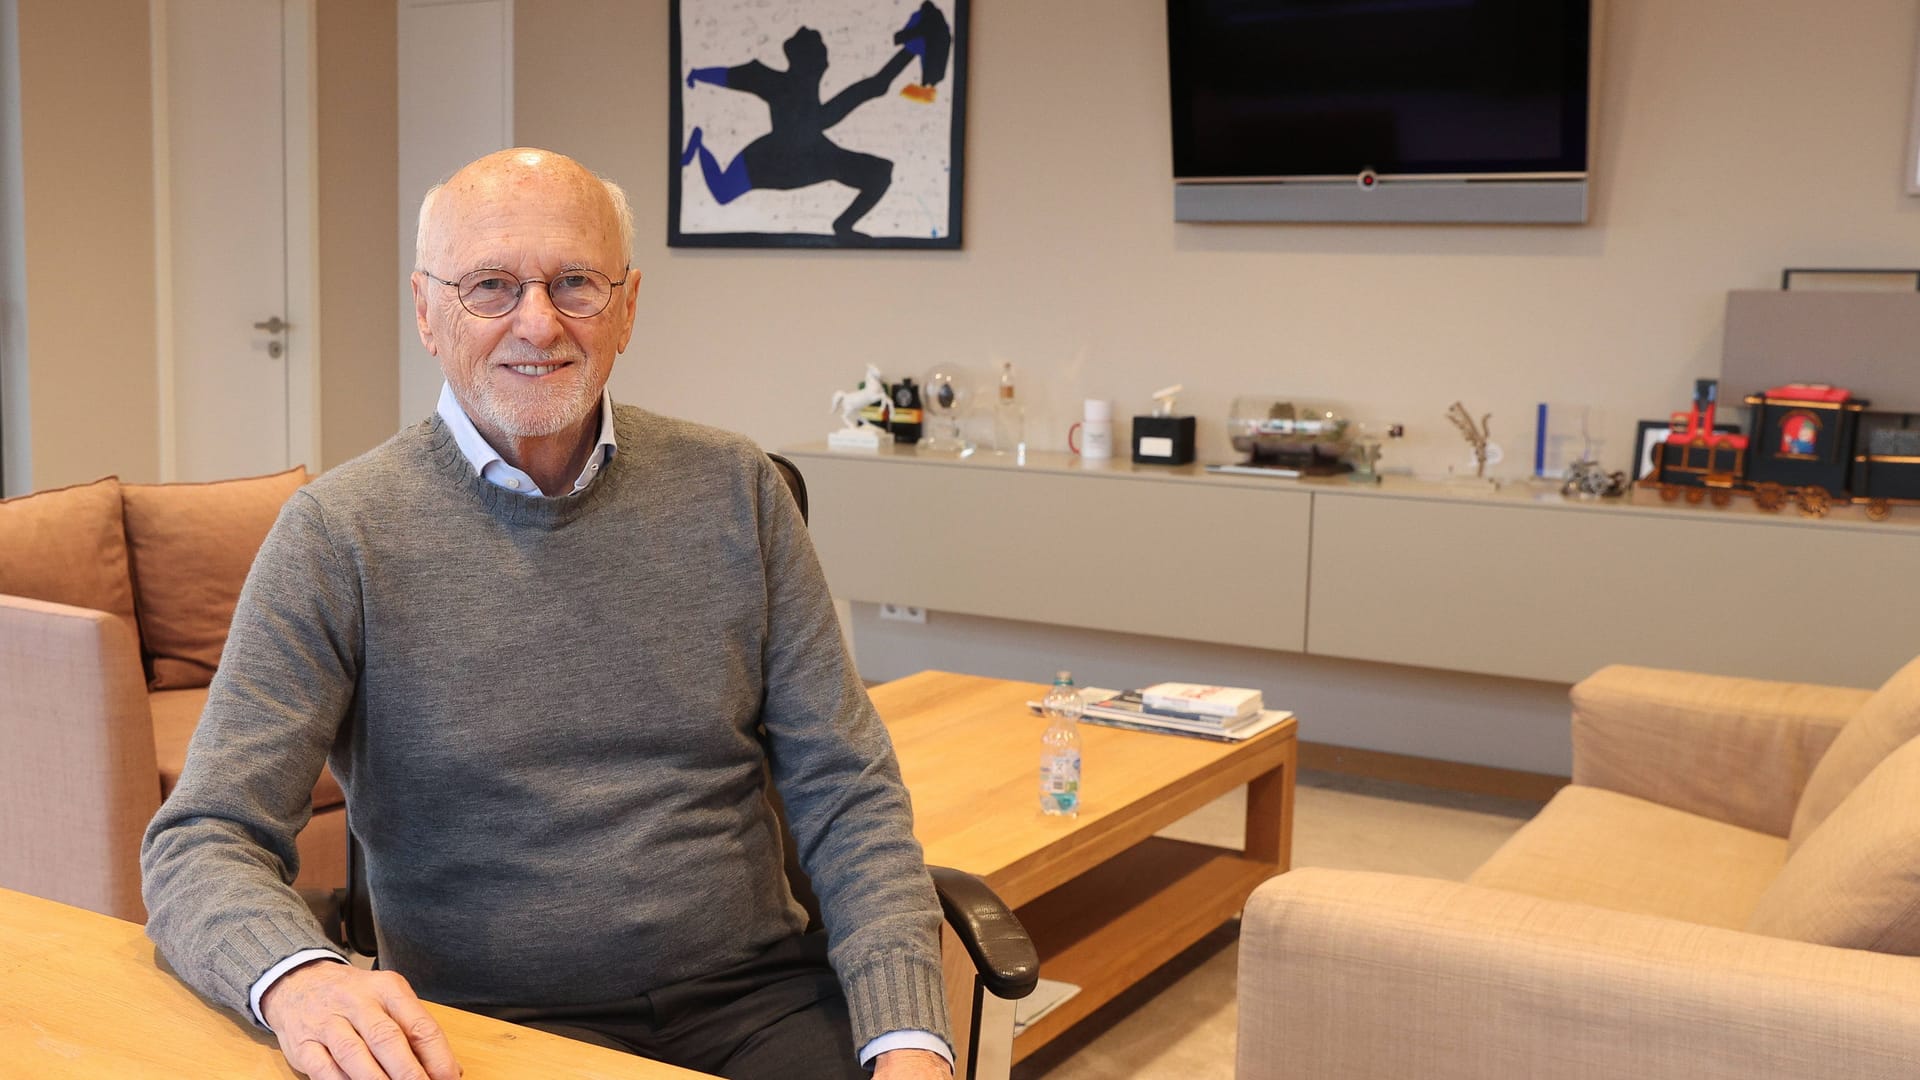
[298,886,345,945]
[928,865,1040,1000]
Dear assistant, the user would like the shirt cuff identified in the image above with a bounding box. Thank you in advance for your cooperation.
[249,948,350,1029]
[859,1029,954,1070]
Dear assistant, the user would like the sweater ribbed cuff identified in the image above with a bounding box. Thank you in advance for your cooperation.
[207,910,342,1018]
[840,951,951,1054]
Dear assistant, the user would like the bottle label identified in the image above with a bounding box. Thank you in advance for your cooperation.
[1040,753,1081,813]
[890,408,923,423]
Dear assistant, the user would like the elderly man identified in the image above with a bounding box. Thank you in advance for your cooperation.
[141,148,951,1080]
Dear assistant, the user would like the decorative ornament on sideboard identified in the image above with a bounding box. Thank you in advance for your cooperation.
[828,363,890,451]
[1445,401,1498,485]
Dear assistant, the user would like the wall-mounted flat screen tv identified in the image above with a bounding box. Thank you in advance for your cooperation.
[1168,0,1592,182]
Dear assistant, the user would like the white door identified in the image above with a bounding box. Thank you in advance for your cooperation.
[160,0,314,481]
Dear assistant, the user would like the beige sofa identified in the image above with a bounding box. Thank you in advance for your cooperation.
[1239,661,1920,1079]
[0,470,344,922]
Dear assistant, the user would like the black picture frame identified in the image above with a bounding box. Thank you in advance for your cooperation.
[668,0,969,249]
[1636,419,1742,481]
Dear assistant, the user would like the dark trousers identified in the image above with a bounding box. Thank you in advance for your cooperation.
[469,932,867,1080]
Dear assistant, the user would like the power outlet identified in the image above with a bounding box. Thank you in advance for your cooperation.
[878,603,927,624]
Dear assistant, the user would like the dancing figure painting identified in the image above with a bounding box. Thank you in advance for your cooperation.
[669,0,968,249]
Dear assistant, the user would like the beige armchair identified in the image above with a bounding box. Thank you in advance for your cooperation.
[1239,660,1920,1080]
[0,472,344,923]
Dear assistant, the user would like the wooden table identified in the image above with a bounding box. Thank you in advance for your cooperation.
[0,887,713,1079]
[873,671,1297,1064]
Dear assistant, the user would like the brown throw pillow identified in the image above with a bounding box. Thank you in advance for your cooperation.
[1750,733,1920,955]
[0,476,140,649]
[1788,654,1920,853]
[122,466,308,690]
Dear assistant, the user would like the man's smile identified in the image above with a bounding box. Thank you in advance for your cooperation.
[503,361,573,378]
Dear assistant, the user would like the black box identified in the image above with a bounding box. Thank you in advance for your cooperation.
[1132,415,1196,465]
[1849,410,1920,504]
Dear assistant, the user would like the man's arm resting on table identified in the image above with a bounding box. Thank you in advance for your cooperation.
[869,1046,953,1077]
[255,953,460,1080]
[262,961,949,1074]
[252,949,350,1027]
[863,1030,952,1073]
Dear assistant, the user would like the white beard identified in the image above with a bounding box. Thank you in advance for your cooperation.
[465,346,600,439]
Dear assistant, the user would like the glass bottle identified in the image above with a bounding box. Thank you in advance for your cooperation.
[993,362,1025,455]
[1039,670,1083,817]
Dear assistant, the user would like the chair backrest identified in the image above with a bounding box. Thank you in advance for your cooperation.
[340,453,815,956]
[761,452,822,927]
[767,453,808,524]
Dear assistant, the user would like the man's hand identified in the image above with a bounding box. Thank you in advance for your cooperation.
[872,1048,952,1078]
[261,960,461,1080]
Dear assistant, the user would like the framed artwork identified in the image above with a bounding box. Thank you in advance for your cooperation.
[1909,33,1920,195]
[1636,419,1742,481]
[669,0,968,249]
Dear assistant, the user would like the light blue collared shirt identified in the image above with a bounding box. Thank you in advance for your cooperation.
[435,382,616,496]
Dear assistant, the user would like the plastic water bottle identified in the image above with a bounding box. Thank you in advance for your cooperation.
[1039,670,1083,817]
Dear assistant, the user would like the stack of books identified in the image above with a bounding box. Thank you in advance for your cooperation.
[1030,681,1289,742]
[1139,683,1264,722]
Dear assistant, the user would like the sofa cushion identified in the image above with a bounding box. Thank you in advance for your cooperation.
[1469,785,1787,930]
[122,467,307,690]
[1789,655,1920,853]
[0,477,140,650]
[1750,734,1920,954]
[149,688,344,811]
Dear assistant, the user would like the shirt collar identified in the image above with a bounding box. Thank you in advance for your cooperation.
[435,382,617,496]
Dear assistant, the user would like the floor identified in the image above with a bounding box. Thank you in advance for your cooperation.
[1008,770,1543,1080]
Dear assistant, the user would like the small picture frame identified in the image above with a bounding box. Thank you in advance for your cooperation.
[1636,418,1742,481]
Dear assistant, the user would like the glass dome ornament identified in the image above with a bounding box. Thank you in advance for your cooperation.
[921,368,973,454]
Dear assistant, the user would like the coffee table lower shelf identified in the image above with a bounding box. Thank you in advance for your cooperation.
[1007,836,1281,1062]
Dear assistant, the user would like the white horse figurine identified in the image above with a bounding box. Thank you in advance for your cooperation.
[830,363,890,430]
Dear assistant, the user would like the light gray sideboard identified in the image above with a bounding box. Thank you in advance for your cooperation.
[786,442,1920,691]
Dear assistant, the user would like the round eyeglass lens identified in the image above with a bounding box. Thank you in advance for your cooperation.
[456,271,523,317]
[546,271,614,317]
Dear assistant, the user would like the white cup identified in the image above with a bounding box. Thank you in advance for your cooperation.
[1070,399,1114,460]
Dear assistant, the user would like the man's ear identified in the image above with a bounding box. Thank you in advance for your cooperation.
[615,268,643,354]
[411,272,438,354]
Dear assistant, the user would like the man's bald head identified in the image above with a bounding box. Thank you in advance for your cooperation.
[414,148,633,274]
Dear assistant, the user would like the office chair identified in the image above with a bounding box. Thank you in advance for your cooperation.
[324,453,1038,1079]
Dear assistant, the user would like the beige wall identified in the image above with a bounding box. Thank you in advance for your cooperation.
[513,0,1920,770]
[515,0,1920,478]
[14,0,158,488]
[317,0,400,471]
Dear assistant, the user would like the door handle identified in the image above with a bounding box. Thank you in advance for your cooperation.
[254,315,289,358]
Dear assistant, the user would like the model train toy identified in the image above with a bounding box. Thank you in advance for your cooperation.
[1644,378,1920,520]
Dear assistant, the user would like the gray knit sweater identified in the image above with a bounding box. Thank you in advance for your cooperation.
[140,407,948,1052]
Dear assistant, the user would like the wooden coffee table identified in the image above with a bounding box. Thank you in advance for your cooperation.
[871,671,1297,1065]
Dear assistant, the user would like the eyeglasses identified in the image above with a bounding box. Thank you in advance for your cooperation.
[423,266,630,319]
